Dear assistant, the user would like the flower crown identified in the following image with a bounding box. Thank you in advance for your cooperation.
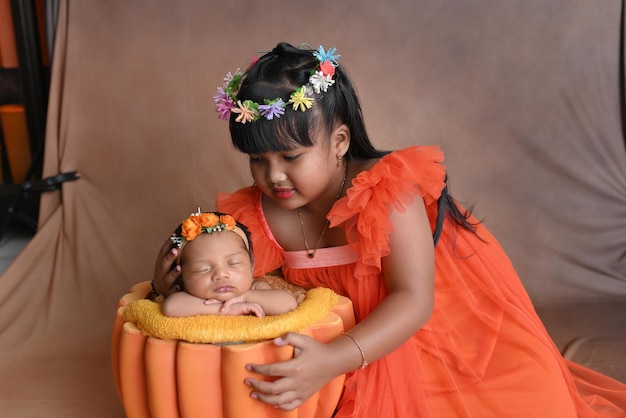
[171,210,250,264]
[214,45,340,124]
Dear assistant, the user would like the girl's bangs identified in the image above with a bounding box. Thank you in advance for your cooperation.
[230,110,314,154]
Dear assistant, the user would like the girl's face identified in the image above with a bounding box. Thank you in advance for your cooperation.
[180,231,253,301]
[248,127,346,210]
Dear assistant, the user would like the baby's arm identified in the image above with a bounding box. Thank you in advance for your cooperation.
[232,280,298,316]
[161,291,264,317]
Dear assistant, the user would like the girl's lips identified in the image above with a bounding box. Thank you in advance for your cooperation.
[273,188,295,199]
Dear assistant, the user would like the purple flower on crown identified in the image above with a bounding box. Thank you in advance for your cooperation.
[259,98,287,120]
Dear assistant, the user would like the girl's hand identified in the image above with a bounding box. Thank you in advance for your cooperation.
[152,237,182,296]
[244,333,339,410]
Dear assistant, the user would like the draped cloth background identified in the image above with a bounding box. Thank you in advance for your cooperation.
[0,1,624,416]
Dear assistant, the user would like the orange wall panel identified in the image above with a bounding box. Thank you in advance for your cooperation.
[0,104,31,182]
[0,0,18,67]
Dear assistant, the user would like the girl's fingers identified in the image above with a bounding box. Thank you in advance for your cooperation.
[246,358,293,380]
[250,387,302,410]
[152,238,180,295]
[273,332,308,349]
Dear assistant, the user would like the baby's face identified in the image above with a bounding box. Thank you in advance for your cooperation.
[180,231,253,301]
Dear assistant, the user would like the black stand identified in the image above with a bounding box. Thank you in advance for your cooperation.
[0,0,72,241]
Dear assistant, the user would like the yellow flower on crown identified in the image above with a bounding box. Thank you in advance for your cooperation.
[288,86,314,112]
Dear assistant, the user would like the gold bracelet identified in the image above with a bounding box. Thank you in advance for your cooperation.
[342,332,368,370]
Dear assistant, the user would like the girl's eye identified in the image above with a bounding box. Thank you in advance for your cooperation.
[283,154,300,161]
[249,156,264,163]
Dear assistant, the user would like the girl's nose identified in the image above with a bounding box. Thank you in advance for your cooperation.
[266,163,288,184]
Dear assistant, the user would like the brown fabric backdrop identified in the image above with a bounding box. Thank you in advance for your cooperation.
[1,1,625,416]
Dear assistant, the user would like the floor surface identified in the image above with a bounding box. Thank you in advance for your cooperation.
[0,220,623,418]
[0,223,34,275]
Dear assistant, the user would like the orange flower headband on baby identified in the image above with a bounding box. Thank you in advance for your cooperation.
[170,210,250,264]
[214,45,340,124]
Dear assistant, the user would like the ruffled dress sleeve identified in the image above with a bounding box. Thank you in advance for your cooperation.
[217,187,285,277]
[329,145,446,279]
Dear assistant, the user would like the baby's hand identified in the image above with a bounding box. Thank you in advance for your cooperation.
[203,298,223,306]
[218,294,247,313]
[223,302,265,317]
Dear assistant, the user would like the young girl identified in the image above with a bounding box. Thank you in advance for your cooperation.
[159,210,298,318]
[153,43,626,416]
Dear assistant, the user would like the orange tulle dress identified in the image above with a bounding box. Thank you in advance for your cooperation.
[218,146,626,417]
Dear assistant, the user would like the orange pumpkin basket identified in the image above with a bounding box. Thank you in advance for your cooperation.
[111,281,355,418]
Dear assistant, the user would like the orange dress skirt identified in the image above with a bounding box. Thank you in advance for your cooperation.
[218,146,626,417]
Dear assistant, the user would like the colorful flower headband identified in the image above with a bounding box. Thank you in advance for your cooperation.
[214,45,340,124]
[171,209,250,264]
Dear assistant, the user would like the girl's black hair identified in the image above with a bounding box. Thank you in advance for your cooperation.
[229,42,476,242]
[229,42,385,160]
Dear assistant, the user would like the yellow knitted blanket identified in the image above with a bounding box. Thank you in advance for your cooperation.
[122,287,339,344]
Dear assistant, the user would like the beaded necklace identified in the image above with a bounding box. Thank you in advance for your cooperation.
[297,166,347,259]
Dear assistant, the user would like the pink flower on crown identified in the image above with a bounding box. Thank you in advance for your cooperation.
[248,56,260,69]
[214,87,235,120]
